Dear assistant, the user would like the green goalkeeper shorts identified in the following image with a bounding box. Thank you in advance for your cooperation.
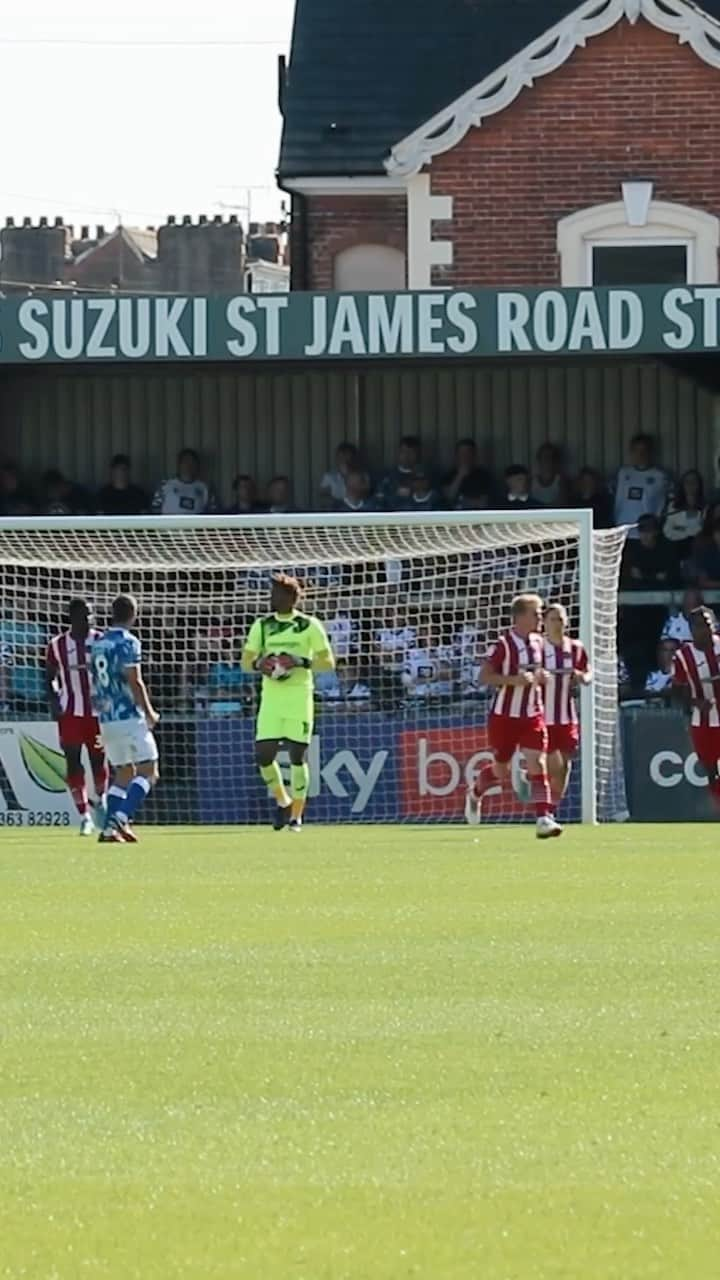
[255,702,314,746]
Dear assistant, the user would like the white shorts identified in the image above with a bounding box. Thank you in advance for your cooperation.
[101,718,159,767]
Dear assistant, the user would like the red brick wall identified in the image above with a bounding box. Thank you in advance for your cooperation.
[430,19,720,286]
[303,196,406,289]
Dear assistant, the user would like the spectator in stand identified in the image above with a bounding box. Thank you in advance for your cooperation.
[152,449,217,515]
[574,467,613,529]
[501,464,545,509]
[334,468,376,513]
[618,654,633,702]
[644,639,677,703]
[531,442,569,507]
[41,469,91,516]
[621,514,678,588]
[442,439,494,509]
[401,627,454,701]
[692,517,720,588]
[96,454,148,516]
[660,587,704,645]
[613,433,669,535]
[398,469,441,512]
[376,435,423,509]
[226,474,267,515]
[663,469,705,562]
[325,610,358,659]
[319,442,360,509]
[265,476,295,515]
[0,463,35,516]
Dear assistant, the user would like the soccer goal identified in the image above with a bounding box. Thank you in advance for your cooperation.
[0,510,627,827]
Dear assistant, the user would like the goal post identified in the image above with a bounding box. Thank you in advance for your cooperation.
[0,510,628,827]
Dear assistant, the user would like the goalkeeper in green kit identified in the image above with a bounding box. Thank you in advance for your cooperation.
[242,573,335,832]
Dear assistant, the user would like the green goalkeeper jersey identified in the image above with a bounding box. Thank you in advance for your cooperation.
[244,611,333,713]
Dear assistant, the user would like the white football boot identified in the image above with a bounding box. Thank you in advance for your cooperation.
[536,814,563,839]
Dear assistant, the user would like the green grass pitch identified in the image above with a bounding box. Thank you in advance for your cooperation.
[1,824,719,1280]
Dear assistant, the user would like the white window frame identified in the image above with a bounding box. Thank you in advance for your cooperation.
[586,236,694,285]
[558,199,719,286]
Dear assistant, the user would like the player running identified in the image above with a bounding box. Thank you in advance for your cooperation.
[465,593,562,839]
[46,598,108,837]
[543,603,592,815]
[672,606,720,811]
[241,573,335,832]
[89,594,160,844]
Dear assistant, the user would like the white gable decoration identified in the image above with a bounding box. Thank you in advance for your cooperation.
[386,0,720,177]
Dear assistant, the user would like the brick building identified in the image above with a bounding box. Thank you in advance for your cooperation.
[0,217,289,295]
[279,0,720,292]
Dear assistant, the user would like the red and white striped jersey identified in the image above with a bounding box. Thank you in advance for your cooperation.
[47,629,102,717]
[543,637,590,726]
[486,629,544,720]
[673,637,720,727]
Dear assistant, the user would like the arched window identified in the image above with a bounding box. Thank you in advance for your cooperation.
[333,243,406,291]
[557,190,720,287]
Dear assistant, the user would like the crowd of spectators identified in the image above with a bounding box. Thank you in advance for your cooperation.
[2,430,719,718]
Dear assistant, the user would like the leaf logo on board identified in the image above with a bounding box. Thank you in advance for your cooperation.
[19,736,67,794]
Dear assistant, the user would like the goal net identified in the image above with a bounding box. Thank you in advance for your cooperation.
[0,512,628,828]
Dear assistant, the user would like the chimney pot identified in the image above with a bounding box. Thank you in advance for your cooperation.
[229,213,239,225]
[54,216,64,227]
[96,224,105,239]
[23,216,32,227]
[198,213,207,225]
[167,214,176,225]
[6,216,14,227]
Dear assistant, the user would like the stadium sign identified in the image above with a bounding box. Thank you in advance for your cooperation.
[622,707,716,822]
[0,286,719,363]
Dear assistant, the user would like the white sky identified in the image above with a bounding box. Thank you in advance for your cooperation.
[0,0,296,232]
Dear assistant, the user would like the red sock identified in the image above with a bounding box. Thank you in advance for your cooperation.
[68,772,89,816]
[529,773,552,818]
[91,758,109,798]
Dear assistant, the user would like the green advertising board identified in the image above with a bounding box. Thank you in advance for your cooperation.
[0,286,719,364]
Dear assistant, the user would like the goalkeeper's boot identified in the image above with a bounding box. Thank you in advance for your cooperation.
[288,818,303,834]
[464,786,481,827]
[112,817,139,844]
[536,814,563,840]
[98,828,123,844]
[273,803,292,832]
[79,814,96,838]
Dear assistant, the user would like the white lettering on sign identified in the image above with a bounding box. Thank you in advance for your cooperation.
[86,299,116,358]
[649,750,708,788]
[328,296,367,356]
[17,300,50,359]
[662,288,694,350]
[568,291,606,351]
[534,292,568,352]
[609,291,644,349]
[446,292,478,355]
[497,293,532,352]
[304,297,327,356]
[695,287,720,349]
[155,299,191,358]
[256,296,289,356]
[417,294,446,354]
[192,298,208,357]
[52,298,85,359]
[118,298,151,358]
[226,296,258,357]
[367,295,414,355]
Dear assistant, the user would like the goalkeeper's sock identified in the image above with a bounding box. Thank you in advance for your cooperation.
[67,772,89,817]
[291,763,310,821]
[105,785,126,828]
[529,773,552,818]
[116,775,152,825]
[260,762,290,808]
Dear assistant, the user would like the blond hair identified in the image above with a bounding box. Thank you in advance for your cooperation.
[545,602,568,626]
[511,593,543,622]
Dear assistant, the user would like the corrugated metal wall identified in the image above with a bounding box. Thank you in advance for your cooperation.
[0,360,714,505]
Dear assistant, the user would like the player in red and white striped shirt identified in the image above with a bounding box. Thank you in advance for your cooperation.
[543,603,592,812]
[673,606,720,810]
[466,593,562,839]
[46,599,108,835]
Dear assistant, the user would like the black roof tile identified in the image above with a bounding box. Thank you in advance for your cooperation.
[279,0,720,179]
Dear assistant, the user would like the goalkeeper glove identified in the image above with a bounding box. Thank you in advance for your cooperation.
[281,653,311,669]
